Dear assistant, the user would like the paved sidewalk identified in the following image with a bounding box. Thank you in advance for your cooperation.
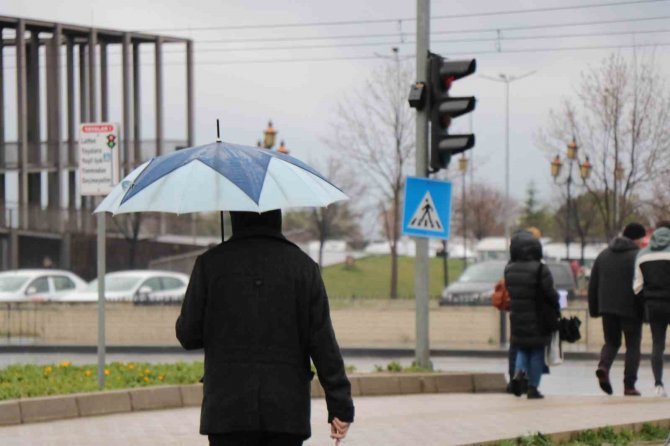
[1,393,670,446]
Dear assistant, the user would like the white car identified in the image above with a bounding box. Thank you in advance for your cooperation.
[58,270,190,304]
[0,269,88,302]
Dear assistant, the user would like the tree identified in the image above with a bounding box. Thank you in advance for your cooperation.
[284,156,363,268]
[517,181,554,236]
[328,56,415,298]
[463,182,509,240]
[540,52,670,238]
[112,214,144,269]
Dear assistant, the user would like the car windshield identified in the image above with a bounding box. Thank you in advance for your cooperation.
[0,276,31,292]
[458,262,505,283]
[86,276,142,292]
[547,264,575,288]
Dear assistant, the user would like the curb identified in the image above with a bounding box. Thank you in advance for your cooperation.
[0,372,506,427]
[1,345,668,361]
[476,417,670,446]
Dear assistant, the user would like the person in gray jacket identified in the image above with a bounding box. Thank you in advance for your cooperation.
[634,225,670,398]
[589,222,646,396]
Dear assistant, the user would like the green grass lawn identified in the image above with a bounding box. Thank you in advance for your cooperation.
[321,255,466,299]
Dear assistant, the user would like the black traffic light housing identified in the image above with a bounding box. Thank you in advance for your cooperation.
[428,53,477,172]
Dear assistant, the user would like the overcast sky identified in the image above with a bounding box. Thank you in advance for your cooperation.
[2,0,670,206]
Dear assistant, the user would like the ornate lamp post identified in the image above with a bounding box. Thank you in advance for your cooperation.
[262,120,277,149]
[458,154,468,269]
[550,139,592,261]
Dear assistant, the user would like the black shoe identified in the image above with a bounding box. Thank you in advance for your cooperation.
[506,382,514,394]
[527,386,544,399]
[596,368,613,395]
[511,371,526,397]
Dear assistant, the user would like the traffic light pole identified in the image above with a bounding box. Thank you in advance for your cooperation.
[414,0,431,370]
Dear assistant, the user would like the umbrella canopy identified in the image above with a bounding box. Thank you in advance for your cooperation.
[95,141,348,215]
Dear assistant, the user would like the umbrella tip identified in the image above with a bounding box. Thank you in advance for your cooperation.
[216,119,222,142]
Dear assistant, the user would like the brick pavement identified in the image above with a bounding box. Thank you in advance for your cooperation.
[2,393,670,446]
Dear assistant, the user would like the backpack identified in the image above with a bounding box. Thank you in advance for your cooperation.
[491,278,510,311]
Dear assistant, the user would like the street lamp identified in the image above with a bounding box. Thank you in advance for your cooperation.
[458,154,468,269]
[550,139,592,262]
[277,140,289,155]
[262,120,277,149]
[480,70,536,252]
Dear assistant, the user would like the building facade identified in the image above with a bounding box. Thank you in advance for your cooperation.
[0,15,194,270]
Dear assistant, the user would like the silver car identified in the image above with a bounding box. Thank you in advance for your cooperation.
[0,269,87,302]
[57,270,189,304]
[439,260,577,306]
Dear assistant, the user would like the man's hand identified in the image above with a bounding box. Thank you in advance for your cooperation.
[330,417,350,445]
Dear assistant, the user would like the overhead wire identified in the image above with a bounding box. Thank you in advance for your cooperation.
[140,0,669,32]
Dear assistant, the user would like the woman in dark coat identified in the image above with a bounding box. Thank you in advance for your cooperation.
[505,230,560,399]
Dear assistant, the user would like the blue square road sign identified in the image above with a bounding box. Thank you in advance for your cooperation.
[402,176,452,240]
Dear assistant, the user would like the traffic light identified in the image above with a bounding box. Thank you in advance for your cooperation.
[428,53,476,172]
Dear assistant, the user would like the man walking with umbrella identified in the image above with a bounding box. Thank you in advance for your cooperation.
[177,210,354,445]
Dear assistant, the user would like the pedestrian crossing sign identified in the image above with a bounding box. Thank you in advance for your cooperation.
[402,176,452,239]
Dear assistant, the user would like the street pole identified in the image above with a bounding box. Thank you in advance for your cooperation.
[480,71,535,348]
[414,0,431,370]
[97,213,106,389]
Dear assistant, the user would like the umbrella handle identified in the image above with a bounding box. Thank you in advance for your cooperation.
[220,211,224,242]
[216,119,221,142]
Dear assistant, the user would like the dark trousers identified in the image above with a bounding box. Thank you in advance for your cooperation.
[209,432,304,446]
[598,314,642,388]
[650,320,669,386]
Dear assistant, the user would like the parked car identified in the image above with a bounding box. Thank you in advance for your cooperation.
[439,260,577,306]
[0,269,87,303]
[56,270,189,304]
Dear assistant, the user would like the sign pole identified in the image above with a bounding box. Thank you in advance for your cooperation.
[97,212,106,389]
[415,0,431,369]
[79,122,119,390]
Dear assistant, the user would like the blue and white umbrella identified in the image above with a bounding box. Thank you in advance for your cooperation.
[94,141,348,215]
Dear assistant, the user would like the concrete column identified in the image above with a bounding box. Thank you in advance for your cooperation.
[100,41,108,121]
[88,29,97,122]
[27,31,40,165]
[186,40,194,147]
[155,36,163,156]
[132,42,141,164]
[0,27,5,167]
[66,36,75,168]
[16,20,28,221]
[9,227,18,269]
[122,33,132,173]
[60,231,71,270]
[47,24,63,208]
[79,43,88,123]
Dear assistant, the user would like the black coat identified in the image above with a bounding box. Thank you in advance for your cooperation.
[634,227,670,322]
[588,237,641,319]
[505,233,560,348]
[176,211,354,438]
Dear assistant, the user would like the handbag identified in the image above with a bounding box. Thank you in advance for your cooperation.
[491,278,511,311]
[545,330,564,366]
[558,316,582,343]
[535,263,560,335]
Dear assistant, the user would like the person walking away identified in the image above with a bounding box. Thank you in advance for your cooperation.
[589,222,646,396]
[506,231,559,399]
[176,210,354,445]
[634,225,670,398]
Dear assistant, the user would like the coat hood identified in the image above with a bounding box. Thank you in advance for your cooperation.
[650,227,670,251]
[609,236,639,252]
[230,210,282,235]
[509,230,542,261]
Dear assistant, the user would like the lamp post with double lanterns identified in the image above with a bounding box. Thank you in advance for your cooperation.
[550,139,592,262]
[458,154,468,269]
[257,121,290,155]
